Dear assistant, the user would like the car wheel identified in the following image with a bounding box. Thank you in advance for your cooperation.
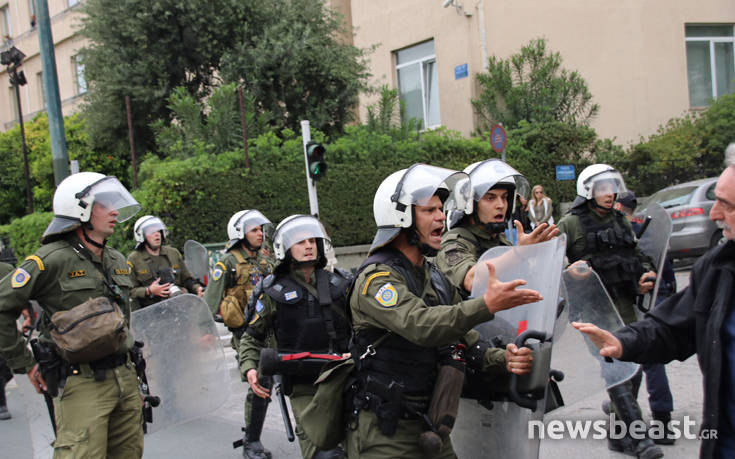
[710,229,724,248]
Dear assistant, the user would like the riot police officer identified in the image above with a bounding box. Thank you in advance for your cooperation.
[436,159,558,295]
[557,164,662,459]
[0,261,13,420]
[240,215,352,459]
[127,215,203,310]
[347,164,540,458]
[0,172,144,457]
[203,209,275,459]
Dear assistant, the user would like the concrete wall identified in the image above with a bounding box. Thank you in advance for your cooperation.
[351,0,735,146]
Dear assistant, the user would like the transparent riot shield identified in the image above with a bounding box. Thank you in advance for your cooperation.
[635,202,673,316]
[550,265,640,408]
[452,237,566,459]
[184,239,210,287]
[131,294,229,432]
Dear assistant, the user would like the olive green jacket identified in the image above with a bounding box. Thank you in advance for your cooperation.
[127,245,201,309]
[0,262,13,280]
[351,251,506,374]
[203,246,274,316]
[0,234,133,373]
[436,223,511,296]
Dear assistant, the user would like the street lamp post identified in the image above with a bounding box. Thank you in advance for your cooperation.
[2,46,34,213]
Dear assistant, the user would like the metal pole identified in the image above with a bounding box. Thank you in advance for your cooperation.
[125,96,138,189]
[14,83,34,213]
[36,0,69,185]
[300,120,319,217]
[238,86,250,168]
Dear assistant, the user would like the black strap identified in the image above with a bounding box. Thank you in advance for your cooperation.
[316,270,338,345]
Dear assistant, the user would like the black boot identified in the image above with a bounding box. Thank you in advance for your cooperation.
[243,391,272,459]
[608,385,664,459]
[0,377,10,420]
[651,411,676,445]
[603,399,636,455]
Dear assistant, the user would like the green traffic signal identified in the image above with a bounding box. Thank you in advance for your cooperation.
[306,141,327,181]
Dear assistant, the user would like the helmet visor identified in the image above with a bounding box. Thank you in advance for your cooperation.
[587,170,627,198]
[83,177,141,222]
[395,164,472,214]
[140,217,166,237]
[468,160,531,201]
[274,216,329,253]
[237,210,272,234]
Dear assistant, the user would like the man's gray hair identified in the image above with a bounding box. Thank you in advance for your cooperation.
[726,143,735,168]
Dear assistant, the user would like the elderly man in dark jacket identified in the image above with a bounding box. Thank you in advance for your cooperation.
[574,144,735,459]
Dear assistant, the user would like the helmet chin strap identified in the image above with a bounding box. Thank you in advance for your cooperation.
[589,194,616,212]
[82,224,106,249]
[406,228,438,257]
[241,238,261,252]
[472,209,507,235]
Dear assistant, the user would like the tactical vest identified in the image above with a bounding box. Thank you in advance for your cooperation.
[263,269,351,356]
[571,205,644,296]
[352,248,455,396]
[224,250,271,317]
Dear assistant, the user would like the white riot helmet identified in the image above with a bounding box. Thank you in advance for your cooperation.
[576,164,627,201]
[272,215,329,269]
[448,159,530,229]
[225,209,272,252]
[370,164,472,254]
[133,215,169,249]
[41,172,141,243]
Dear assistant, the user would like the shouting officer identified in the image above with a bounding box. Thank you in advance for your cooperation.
[240,215,352,459]
[204,209,275,459]
[437,159,558,295]
[0,172,144,457]
[347,164,541,458]
[127,215,203,310]
[556,165,662,459]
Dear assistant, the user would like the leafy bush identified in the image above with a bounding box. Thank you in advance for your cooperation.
[0,212,54,262]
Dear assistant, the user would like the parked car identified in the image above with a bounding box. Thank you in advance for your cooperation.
[634,177,721,260]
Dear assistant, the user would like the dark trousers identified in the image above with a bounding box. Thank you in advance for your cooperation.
[642,363,673,413]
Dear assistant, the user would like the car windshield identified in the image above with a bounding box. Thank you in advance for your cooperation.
[650,186,697,209]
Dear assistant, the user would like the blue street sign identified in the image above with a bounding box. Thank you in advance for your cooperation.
[454,63,468,80]
[556,165,576,181]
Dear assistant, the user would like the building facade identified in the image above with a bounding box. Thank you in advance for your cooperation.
[1,0,85,131]
[349,0,735,145]
[2,1,734,147]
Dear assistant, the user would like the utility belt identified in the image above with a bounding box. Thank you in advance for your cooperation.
[350,375,428,437]
[69,352,130,381]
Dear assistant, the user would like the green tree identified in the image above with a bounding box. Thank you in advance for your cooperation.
[472,38,599,131]
[219,0,370,136]
[79,0,249,156]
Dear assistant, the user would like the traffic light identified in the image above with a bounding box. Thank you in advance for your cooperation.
[306,141,327,181]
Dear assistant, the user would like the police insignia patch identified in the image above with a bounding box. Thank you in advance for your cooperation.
[445,249,463,266]
[11,268,30,288]
[255,299,264,313]
[213,262,225,281]
[284,291,298,301]
[374,283,398,307]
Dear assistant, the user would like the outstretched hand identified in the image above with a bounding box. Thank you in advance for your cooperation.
[571,322,623,359]
[482,261,543,314]
[516,221,559,246]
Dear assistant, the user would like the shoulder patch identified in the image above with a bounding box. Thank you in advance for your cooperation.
[127,260,133,268]
[213,262,226,281]
[114,268,130,275]
[255,299,264,313]
[24,255,45,271]
[444,249,464,267]
[374,282,398,307]
[361,271,390,295]
[11,268,31,288]
[249,313,261,325]
[284,291,298,301]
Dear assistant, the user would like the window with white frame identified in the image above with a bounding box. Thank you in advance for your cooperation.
[685,25,735,107]
[1,4,11,39]
[72,55,87,94]
[395,40,441,129]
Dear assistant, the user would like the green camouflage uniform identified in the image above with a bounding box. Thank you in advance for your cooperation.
[557,204,652,325]
[436,223,511,296]
[347,254,507,459]
[0,234,142,458]
[203,245,275,428]
[127,245,201,310]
